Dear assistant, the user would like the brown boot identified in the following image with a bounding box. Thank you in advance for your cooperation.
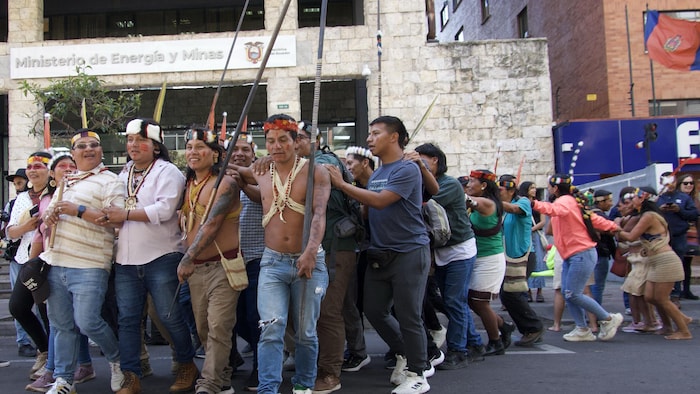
[169,361,199,393]
[116,371,142,394]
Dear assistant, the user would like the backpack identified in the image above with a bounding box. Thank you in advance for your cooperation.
[422,198,451,247]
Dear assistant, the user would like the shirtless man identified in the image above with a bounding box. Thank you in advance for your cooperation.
[176,127,241,394]
[229,114,330,394]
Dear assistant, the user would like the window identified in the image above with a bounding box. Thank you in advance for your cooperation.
[517,7,528,38]
[648,99,700,116]
[455,27,464,42]
[481,0,490,23]
[453,0,462,12]
[44,4,264,40]
[440,3,449,30]
[298,0,363,28]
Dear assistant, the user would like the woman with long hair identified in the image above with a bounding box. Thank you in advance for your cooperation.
[6,151,53,379]
[676,173,700,300]
[616,188,692,339]
[616,188,659,333]
[519,181,547,302]
[464,169,513,355]
[531,174,623,342]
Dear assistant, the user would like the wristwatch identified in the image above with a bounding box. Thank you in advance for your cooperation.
[77,205,86,219]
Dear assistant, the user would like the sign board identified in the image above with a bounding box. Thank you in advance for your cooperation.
[10,36,297,79]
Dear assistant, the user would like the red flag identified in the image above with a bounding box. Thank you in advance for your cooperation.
[645,10,700,71]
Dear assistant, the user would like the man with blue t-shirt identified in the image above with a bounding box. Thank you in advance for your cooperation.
[327,116,431,394]
[498,175,544,347]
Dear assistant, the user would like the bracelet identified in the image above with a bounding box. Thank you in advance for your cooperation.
[126,210,130,221]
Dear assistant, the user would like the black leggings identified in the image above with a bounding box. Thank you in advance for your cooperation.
[9,277,49,353]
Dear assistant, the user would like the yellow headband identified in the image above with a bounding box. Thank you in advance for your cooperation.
[71,131,101,146]
[27,155,50,165]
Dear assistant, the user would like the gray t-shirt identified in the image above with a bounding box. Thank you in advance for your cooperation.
[367,159,429,252]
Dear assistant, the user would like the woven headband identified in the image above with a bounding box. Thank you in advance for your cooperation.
[27,155,51,166]
[263,118,298,133]
[549,175,572,186]
[470,170,497,183]
[498,180,516,189]
[71,131,100,146]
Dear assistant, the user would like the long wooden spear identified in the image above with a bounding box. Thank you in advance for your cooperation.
[206,0,251,131]
[302,0,329,246]
[200,0,294,223]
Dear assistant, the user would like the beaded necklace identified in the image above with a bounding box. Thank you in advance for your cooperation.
[269,155,301,223]
[185,172,213,234]
[126,160,156,210]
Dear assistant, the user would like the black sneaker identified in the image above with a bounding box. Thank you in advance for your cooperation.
[499,321,516,349]
[484,339,505,356]
[428,348,444,367]
[244,368,258,391]
[342,354,371,372]
[466,344,485,362]
[437,350,469,370]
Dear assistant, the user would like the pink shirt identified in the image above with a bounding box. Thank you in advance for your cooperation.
[533,195,618,259]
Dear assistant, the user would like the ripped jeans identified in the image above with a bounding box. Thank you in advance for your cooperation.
[257,247,328,394]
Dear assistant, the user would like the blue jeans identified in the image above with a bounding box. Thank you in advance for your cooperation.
[177,281,198,337]
[462,255,483,347]
[47,266,119,383]
[10,260,32,346]
[434,256,472,352]
[561,248,610,328]
[46,328,91,371]
[590,255,611,305]
[115,252,195,376]
[257,248,328,394]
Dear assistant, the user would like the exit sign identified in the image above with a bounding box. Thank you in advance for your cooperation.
[277,103,289,109]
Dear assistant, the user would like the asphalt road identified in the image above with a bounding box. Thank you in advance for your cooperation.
[1,279,699,394]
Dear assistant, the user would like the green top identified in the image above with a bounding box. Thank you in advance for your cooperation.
[314,150,358,252]
[470,208,504,257]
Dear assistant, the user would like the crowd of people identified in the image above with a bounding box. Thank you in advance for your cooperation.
[1,113,697,394]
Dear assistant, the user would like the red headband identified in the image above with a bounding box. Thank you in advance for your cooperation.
[470,170,497,183]
[263,118,298,133]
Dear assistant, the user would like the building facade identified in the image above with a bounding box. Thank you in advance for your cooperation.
[2,0,554,205]
[436,0,700,122]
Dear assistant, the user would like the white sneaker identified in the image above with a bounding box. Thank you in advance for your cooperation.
[428,350,444,367]
[423,362,435,378]
[391,371,430,394]
[390,354,408,385]
[47,377,76,394]
[109,361,124,392]
[563,327,596,342]
[598,313,623,341]
[429,325,447,349]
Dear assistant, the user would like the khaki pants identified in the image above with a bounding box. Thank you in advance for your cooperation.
[189,261,240,393]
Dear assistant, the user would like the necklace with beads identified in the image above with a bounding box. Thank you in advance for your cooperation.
[270,155,301,223]
[126,160,156,210]
[185,172,213,234]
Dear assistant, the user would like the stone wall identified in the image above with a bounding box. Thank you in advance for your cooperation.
[2,0,554,190]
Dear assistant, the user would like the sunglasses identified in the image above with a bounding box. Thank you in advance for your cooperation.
[73,142,101,150]
[682,181,694,185]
